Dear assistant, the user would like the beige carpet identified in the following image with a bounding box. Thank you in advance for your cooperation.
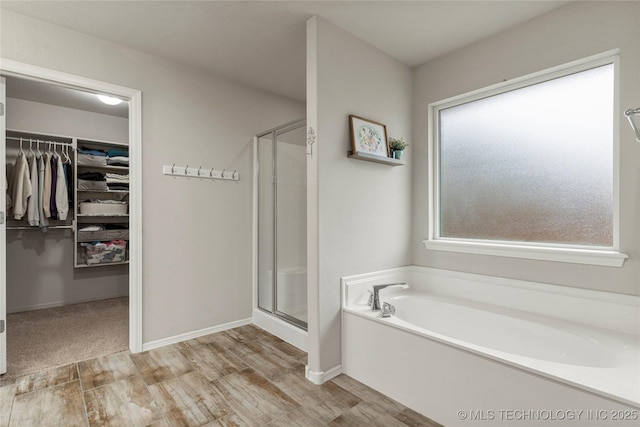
[4,297,128,380]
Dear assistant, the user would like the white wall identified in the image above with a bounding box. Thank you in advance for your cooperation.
[412,1,640,296]
[6,97,129,142]
[1,9,305,343]
[5,98,129,312]
[306,17,412,376]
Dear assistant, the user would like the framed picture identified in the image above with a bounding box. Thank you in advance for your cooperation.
[349,115,389,157]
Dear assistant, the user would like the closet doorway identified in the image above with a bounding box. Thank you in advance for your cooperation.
[0,60,142,378]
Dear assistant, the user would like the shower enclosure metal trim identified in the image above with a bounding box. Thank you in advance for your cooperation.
[255,118,307,330]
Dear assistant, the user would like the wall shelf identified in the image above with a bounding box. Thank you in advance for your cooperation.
[347,151,405,166]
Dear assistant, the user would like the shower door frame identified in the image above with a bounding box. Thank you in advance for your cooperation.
[255,118,307,330]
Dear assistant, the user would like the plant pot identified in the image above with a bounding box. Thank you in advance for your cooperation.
[393,150,404,160]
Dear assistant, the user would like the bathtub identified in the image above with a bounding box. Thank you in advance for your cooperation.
[342,266,640,426]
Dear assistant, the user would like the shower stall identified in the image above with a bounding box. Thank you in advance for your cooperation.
[255,119,307,330]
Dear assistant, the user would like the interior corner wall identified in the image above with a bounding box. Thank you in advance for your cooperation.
[1,9,305,343]
[5,98,129,312]
[412,1,640,296]
[307,16,412,374]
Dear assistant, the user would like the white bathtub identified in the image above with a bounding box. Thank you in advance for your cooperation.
[390,294,630,369]
[342,266,640,426]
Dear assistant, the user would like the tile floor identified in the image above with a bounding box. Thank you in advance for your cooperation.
[0,324,442,426]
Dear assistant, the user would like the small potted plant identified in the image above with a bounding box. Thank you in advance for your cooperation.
[389,137,408,160]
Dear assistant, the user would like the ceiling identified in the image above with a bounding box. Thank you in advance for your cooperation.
[1,0,571,104]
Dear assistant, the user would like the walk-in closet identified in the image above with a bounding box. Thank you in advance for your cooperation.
[2,76,130,380]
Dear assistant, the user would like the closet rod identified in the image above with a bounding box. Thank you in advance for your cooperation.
[6,225,73,231]
[6,136,74,145]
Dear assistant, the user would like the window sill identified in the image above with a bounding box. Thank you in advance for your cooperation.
[422,239,628,267]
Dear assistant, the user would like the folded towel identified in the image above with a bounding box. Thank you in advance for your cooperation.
[79,225,105,232]
[107,149,129,158]
[106,173,129,185]
[79,147,107,156]
[78,172,106,181]
[106,180,129,185]
[93,200,127,204]
[107,184,129,191]
[107,157,129,167]
[105,173,129,180]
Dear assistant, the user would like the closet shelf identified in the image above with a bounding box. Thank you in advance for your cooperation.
[77,214,129,217]
[74,138,130,268]
[77,237,130,243]
[77,189,129,194]
[75,260,129,268]
[77,164,129,172]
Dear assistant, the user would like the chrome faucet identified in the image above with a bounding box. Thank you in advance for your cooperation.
[369,283,408,311]
[378,302,396,318]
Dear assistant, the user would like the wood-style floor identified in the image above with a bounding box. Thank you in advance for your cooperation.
[0,324,442,427]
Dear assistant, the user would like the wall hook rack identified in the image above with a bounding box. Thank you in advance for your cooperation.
[162,164,240,181]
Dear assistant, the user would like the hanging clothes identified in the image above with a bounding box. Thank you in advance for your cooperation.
[50,155,59,219]
[5,175,11,212]
[55,154,69,221]
[37,153,50,231]
[64,161,73,208]
[27,154,40,226]
[42,152,51,218]
[10,152,32,220]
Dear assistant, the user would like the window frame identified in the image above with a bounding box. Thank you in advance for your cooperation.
[424,50,628,267]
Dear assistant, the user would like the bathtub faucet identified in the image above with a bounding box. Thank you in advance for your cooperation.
[378,302,396,318]
[370,283,408,311]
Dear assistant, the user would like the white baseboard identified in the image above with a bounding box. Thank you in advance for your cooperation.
[142,318,252,352]
[305,364,342,384]
[252,308,308,351]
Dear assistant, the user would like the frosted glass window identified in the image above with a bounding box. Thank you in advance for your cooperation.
[438,64,614,247]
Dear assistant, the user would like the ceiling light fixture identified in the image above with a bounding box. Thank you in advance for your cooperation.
[96,94,123,105]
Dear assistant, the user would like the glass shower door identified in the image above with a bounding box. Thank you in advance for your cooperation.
[275,125,307,325]
[256,120,307,329]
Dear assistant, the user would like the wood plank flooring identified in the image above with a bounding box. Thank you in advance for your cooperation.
[0,324,442,426]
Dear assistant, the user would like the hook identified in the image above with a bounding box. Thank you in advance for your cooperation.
[197,166,202,176]
[171,163,175,174]
[210,167,214,177]
[185,165,189,175]
[625,108,640,142]
[221,169,225,179]
[232,169,237,179]
[19,138,24,154]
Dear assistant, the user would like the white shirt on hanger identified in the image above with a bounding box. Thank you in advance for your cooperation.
[27,154,40,226]
[42,152,52,218]
[55,155,69,221]
[11,152,32,220]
